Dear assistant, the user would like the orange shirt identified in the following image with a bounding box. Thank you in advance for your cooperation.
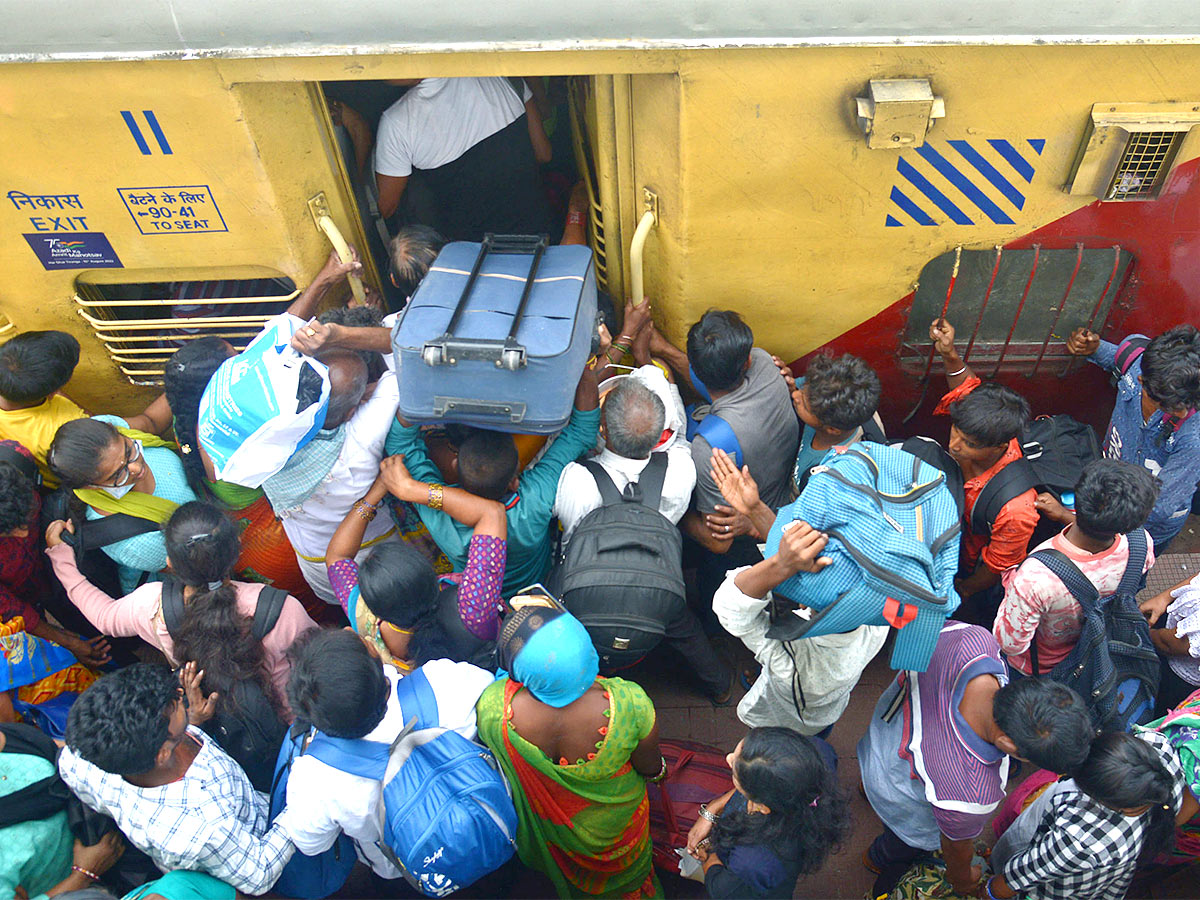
[934,377,1038,573]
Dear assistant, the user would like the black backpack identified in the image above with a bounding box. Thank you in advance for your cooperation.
[426,581,497,670]
[161,577,289,792]
[554,453,686,670]
[1027,527,1159,731]
[901,416,1101,538]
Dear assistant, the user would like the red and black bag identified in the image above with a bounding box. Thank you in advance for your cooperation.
[646,739,734,874]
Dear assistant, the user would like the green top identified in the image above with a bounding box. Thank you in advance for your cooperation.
[475,676,660,898]
[122,870,237,900]
[205,476,263,509]
[0,754,73,900]
[385,407,600,596]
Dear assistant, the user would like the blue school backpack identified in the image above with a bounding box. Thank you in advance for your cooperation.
[268,725,357,899]
[763,442,961,672]
[304,667,518,898]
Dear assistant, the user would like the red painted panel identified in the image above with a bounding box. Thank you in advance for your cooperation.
[793,157,1200,442]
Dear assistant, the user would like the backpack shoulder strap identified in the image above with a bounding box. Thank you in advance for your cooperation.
[393,667,439,731]
[860,414,886,444]
[306,734,391,781]
[250,586,288,642]
[580,459,625,508]
[972,456,1037,535]
[695,413,744,468]
[1027,548,1100,612]
[1115,528,1149,597]
[160,576,186,639]
[1115,335,1151,375]
[74,513,162,552]
[633,452,669,509]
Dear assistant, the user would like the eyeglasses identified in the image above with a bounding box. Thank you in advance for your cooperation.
[95,438,143,487]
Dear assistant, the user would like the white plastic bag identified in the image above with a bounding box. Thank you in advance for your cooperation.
[197,314,330,488]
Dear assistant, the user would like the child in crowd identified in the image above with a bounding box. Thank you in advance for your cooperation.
[386,365,599,597]
[929,318,1037,621]
[782,353,884,496]
[0,331,87,487]
[1066,324,1200,550]
[995,458,1158,676]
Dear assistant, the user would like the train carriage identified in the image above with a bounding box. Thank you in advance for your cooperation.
[1,0,1199,438]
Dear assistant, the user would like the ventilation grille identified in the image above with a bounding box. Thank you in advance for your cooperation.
[75,277,296,386]
[1106,131,1184,200]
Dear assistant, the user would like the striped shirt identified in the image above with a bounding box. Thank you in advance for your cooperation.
[859,622,1010,849]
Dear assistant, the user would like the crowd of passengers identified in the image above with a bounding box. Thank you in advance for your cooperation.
[2,75,1200,900]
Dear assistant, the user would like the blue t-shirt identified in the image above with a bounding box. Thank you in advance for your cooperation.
[1091,337,1200,548]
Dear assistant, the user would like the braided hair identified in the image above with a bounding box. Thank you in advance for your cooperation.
[163,338,235,497]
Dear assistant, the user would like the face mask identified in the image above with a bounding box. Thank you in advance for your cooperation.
[99,481,135,500]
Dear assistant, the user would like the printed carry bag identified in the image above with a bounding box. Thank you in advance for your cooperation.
[197,314,330,488]
[764,443,961,672]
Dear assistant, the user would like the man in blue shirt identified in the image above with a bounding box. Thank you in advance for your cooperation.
[1066,325,1200,549]
[385,365,600,596]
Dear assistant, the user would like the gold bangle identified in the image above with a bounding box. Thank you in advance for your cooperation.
[383,621,414,636]
[353,498,378,522]
[428,483,444,510]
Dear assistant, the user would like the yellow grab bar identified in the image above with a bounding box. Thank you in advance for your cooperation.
[317,214,366,306]
[629,209,656,307]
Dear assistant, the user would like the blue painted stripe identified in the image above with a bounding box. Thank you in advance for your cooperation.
[889,186,936,226]
[947,140,1026,210]
[885,214,904,227]
[915,144,1013,224]
[1027,139,1046,155]
[896,158,973,225]
[120,111,152,155]
[142,111,173,155]
[988,139,1035,182]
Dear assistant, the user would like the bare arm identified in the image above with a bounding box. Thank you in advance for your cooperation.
[326,476,390,565]
[681,508,735,554]
[525,98,552,165]
[1140,574,1194,625]
[733,520,832,598]
[955,562,1002,600]
[290,320,392,356]
[288,249,363,321]
[930,318,976,390]
[379,454,506,539]
[629,717,662,777]
[123,393,172,435]
[375,173,409,220]
[649,325,696,395]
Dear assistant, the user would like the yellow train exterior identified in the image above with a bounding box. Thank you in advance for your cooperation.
[3,0,1200,421]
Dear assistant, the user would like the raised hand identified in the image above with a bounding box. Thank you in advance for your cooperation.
[1066,327,1100,357]
[180,661,219,725]
[710,448,761,517]
[929,317,957,356]
[775,520,833,575]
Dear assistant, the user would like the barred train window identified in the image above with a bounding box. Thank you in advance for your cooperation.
[1106,131,1184,200]
[75,271,297,386]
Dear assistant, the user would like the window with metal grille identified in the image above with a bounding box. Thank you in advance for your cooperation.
[1106,131,1184,200]
[75,272,297,386]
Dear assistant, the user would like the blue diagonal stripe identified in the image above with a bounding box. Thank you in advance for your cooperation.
[947,140,1026,210]
[896,158,973,225]
[988,139,1035,182]
[120,110,152,155]
[889,186,936,226]
[142,110,173,155]
[915,144,1014,224]
[885,214,904,227]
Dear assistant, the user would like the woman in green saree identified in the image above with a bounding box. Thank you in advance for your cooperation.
[476,605,663,898]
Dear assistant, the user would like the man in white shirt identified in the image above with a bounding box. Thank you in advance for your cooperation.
[281,629,495,881]
[714,519,888,738]
[554,366,695,542]
[373,76,553,241]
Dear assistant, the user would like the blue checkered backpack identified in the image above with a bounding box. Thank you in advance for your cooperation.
[764,442,961,672]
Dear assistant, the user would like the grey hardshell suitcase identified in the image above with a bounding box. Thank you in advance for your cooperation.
[392,234,597,434]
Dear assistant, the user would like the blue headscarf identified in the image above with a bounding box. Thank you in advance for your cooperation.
[497,607,598,708]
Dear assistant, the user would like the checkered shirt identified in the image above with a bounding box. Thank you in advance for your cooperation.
[58,726,295,895]
[1002,732,1185,900]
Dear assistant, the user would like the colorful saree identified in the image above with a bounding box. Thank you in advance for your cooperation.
[476,675,660,899]
[1139,687,1200,861]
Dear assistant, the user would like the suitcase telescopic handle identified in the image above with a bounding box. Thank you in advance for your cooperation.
[421,234,549,371]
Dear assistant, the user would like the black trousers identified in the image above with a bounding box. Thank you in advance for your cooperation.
[662,601,732,699]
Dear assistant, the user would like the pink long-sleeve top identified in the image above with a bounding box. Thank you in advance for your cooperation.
[47,542,317,707]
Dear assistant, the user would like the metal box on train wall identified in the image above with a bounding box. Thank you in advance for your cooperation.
[392,236,597,434]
